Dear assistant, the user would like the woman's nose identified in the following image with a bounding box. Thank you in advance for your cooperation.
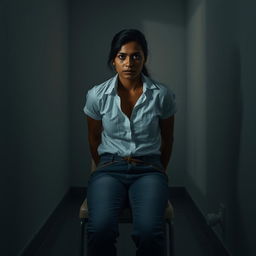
[124,56,134,67]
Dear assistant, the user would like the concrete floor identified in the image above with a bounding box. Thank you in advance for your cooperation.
[29,190,229,256]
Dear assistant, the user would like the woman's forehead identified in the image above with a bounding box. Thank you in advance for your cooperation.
[118,41,143,53]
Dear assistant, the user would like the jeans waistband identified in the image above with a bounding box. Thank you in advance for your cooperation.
[98,153,166,174]
[100,153,161,162]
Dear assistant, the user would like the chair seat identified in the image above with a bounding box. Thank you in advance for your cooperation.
[79,199,174,221]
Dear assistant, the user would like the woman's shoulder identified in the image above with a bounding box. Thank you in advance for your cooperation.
[146,76,177,115]
[88,74,117,97]
[145,75,175,96]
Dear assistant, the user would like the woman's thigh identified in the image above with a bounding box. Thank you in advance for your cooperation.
[128,173,169,230]
[86,173,128,233]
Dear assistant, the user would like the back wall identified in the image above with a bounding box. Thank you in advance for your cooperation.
[70,0,187,187]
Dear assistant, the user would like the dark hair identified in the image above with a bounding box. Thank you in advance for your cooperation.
[107,29,150,77]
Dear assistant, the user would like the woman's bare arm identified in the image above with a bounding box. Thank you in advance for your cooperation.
[86,115,102,166]
[159,115,175,171]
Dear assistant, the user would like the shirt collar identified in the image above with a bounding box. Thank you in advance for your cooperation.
[104,73,159,95]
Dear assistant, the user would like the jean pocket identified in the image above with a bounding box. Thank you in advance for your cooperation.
[150,163,165,172]
[95,160,118,170]
[146,159,165,171]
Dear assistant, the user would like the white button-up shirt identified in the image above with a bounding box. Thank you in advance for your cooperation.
[84,73,177,157]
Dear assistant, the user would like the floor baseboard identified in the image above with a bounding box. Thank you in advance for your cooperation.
[20,190,71,256]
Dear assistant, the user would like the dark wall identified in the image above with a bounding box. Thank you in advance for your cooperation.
[3,1,70,254]
[186,0,256,255]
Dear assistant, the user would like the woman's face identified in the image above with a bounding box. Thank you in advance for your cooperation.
[113,41,146,81]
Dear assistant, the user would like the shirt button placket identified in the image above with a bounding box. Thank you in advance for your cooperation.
[130,121,136,154]
[127,129,132,156]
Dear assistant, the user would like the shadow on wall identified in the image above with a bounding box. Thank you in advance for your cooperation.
[205,0,243,252]
[185,0,207,205]
[206,44,242,249]
[227,47,244,255]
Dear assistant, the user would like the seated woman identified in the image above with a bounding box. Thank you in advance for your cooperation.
[83,28,177,256]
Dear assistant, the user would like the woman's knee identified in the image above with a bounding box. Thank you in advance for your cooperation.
[133,217,165,238]
[131,224,166,251]
[86,222,119,247]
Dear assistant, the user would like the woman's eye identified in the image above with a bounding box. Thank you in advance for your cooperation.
[118,55,125,60]
[117,54,141,61]
[133,54,141,60]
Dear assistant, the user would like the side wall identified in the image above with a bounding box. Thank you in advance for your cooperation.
[4,1,70,254]
[186,0,256,255]
[236,0,256,254]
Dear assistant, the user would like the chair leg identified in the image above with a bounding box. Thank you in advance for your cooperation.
[167,220,175,256]
[168,221,175,256]
[80,219,85,256]
[164,222,168,256]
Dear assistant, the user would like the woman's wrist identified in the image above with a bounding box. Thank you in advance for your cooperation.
[161,152,171,171]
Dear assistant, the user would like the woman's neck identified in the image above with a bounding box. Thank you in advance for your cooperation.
[117,75,143,92]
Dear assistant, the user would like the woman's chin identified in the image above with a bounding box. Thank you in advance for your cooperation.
[121,72,139,80]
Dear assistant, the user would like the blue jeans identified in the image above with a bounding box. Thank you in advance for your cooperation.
[86,153,169,256]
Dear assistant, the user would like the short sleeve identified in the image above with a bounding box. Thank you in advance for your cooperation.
[160,87,177,119]
[83,87,102,120]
